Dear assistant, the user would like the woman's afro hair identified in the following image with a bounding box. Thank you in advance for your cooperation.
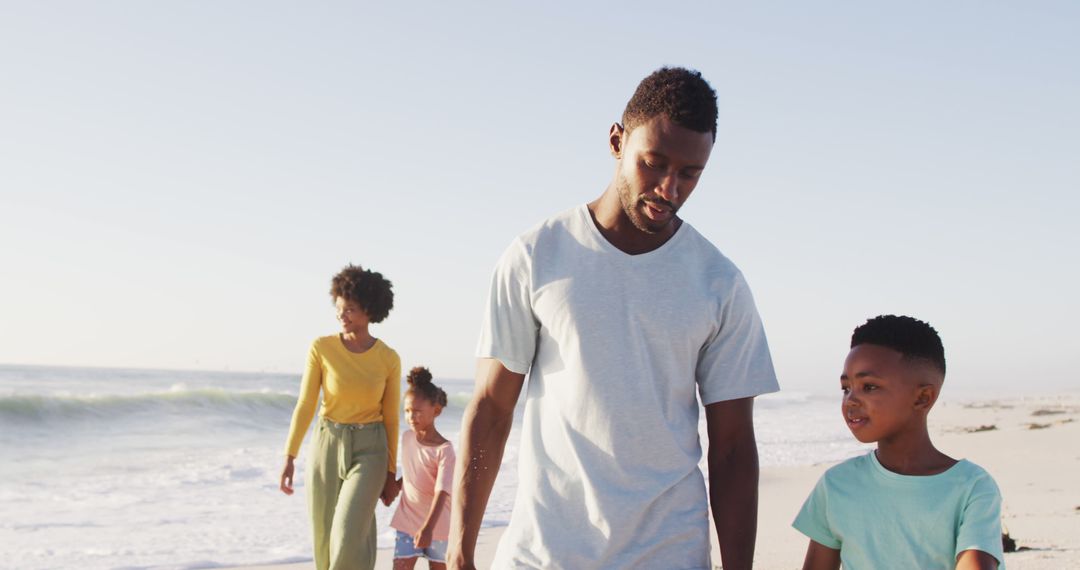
[329,264,394,323]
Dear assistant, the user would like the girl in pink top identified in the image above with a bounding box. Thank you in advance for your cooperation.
[388,367,455,569]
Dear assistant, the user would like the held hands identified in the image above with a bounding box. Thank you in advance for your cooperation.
[379,472,401,506]
[279,456,296,495]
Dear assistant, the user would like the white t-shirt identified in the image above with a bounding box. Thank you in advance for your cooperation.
[477,205,779,569]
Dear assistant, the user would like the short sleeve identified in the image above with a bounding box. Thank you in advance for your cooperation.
[475,239,538,375]
[955,472,1005,565]
[697,271,779,404]
[435,444,456,495]
[793,475,841,550]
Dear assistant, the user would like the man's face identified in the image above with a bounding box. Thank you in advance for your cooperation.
[612,115,714,234]
[839,344,927,444]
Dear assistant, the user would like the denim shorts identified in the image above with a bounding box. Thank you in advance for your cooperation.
[394,530,448,563]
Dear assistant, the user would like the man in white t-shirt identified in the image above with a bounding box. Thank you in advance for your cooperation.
[449,67,779,570]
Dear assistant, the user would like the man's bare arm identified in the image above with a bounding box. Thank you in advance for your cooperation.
[705,397,758,570]
[448,358,525,570]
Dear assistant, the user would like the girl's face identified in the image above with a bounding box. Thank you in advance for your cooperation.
[404,392,442,432]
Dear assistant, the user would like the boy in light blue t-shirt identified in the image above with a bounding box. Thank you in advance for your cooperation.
[793,315,1005,570]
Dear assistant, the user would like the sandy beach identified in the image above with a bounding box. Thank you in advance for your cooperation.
[233,392,1080,570]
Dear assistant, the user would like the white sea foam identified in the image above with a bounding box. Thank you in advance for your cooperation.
[0,389,296,425]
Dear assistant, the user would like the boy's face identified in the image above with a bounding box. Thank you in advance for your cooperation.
[840,344,932,444]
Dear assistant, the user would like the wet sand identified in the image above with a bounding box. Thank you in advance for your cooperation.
[232,393,1080,569]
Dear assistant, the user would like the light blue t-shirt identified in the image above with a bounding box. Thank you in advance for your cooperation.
[793,451,1005,569]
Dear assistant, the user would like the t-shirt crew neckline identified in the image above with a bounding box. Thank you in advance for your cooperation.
[870,450,966,483]
[578,203,689,260]
[412,432,451,448]
[337,335,382,355]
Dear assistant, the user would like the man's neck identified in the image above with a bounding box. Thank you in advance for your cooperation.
[587,188,681,255]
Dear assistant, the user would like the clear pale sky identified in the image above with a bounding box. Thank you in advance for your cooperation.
[2,1,1077,392]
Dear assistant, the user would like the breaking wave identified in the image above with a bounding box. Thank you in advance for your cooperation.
[0,387,296,423]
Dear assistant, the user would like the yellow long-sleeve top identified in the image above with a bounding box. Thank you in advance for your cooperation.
[284,335,401,471]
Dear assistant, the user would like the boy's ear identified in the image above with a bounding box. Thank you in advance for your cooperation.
[914,384,938,411]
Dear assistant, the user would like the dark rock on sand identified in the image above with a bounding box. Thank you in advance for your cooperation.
[1002,531,1032,553]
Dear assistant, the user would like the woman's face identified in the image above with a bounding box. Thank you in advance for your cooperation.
[334,296,370,334]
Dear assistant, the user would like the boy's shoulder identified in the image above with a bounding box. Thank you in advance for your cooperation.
[948,458,995,479]
[946,459,1001,495]
[820,452,1000,495]
[820,451,876,482]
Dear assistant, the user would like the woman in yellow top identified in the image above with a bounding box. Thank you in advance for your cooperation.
[280,264,401,570]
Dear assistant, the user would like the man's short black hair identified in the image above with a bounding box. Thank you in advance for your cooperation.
[621,67,718,139]
[851,315,946,375]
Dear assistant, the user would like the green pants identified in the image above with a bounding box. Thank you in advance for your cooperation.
[308,418,388,570]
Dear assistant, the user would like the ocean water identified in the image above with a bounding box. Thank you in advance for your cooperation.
[0,364,867,570]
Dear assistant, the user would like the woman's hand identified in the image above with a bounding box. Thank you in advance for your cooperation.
[280,456,296,495]
[380,471,400,505]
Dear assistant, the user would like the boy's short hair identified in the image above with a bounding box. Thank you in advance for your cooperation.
[622,67,718,139]
[851,315,946,375]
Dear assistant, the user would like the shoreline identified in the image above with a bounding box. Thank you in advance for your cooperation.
[229,392,1080,569]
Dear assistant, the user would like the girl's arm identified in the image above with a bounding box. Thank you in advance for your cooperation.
[414,490,450,548]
